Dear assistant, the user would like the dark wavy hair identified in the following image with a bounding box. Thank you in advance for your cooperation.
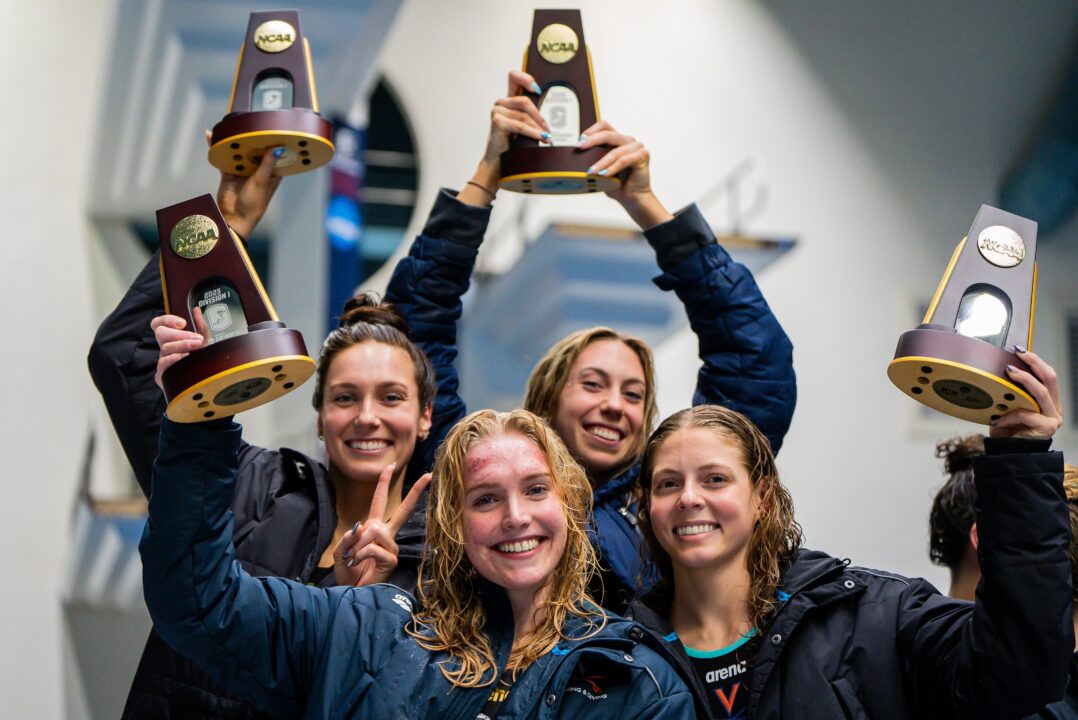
[637,405,802,633]
[928,435,985,569]
[310,292,436,413]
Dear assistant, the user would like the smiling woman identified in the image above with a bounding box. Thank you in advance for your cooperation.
[138,408,695,718]
[630,351,1072,720]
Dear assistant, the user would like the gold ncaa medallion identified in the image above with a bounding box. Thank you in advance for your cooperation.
[537,24,579,64]
[977,225,1025,268]
[171,215,220,259]
[253,20,296,53]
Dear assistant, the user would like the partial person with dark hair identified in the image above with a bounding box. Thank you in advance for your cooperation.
[927,435,1078,719]
[628,349,1072,719]
[385,69,797,611]
[927,433,985,601]
[139,408,694,718]
[87,151,458,718]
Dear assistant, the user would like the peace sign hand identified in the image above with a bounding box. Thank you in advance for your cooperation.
[332,465,433,587]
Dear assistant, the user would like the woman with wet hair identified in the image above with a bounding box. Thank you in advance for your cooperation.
[385,69,796,610]
[139,408,693,718]
[629,349,1072,719]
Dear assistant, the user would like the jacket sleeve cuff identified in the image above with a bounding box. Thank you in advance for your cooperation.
[419,188,492,249]
[642,203,716,273]
[983,436,1052,455]
[160,416,241,449]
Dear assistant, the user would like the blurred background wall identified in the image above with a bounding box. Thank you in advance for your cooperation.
[3,0,1077,716]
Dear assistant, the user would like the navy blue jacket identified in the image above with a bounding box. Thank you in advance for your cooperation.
[140,418,695,719]
[87,251,438,718]
[385,190,797,608]
[629,438,1073,719]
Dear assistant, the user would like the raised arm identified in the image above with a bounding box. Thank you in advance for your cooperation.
[583,120,796,453]
[899,350,1071,718]
[386,70,549,483]
[139,418,348,717]
[87,149,283,494]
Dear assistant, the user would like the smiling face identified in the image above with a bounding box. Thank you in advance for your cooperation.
[461,433,568,601]
[317,341,432,484]
[550,338,646,478]
[648,426,759,572]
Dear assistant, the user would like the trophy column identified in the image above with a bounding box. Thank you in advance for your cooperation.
[888,205,1039,424]
[208,10,334,177]
[499,10,621,195]
[158,194,315,422]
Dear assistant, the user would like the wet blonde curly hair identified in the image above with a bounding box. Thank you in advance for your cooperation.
[407,409,603,687]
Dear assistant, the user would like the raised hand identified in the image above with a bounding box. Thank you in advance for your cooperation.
[461,70,552,207]
[211,133,283,239]
[578,120,673,229]
[151,308,211,391]
[333,466,433,587]
[991,347,1063,440]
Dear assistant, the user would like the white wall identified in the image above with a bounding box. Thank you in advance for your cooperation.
[1,0,116,717]
[375,0,1078,586]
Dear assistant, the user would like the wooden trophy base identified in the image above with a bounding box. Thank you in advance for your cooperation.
[499,146,621,194]
[162,324,315,423]
[209,108,334,177]
[887,324,1037,424]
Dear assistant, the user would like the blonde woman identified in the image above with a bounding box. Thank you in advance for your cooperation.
[385,69,796,610]
[630,349,1071,719]
[140,409,693,718]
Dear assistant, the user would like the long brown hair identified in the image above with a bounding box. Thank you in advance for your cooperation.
[407,409,603,687]
[638,405,802,632]
[524,327,658,476]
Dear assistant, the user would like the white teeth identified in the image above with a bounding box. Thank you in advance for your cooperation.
[347,440,389,451]
[675,524,718,536]
[497,538,540,554]
[588,426,620,442]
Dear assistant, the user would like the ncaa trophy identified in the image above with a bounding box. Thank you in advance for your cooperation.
[208,10,334,177]
[888,205,1039,424]
[158,194,315,422]
[499,10,621,195]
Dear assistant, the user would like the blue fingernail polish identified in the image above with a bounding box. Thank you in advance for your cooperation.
[541,132,551,140]
[598,168,609,176]
[347,558,356,568]
[351,521,360,534]
[1014,344,1027,353]
[273,147,285,158]
[343,549,353,560]
[530,81,543,94]
[586,166,595,175]
[1007,364,1018,373]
